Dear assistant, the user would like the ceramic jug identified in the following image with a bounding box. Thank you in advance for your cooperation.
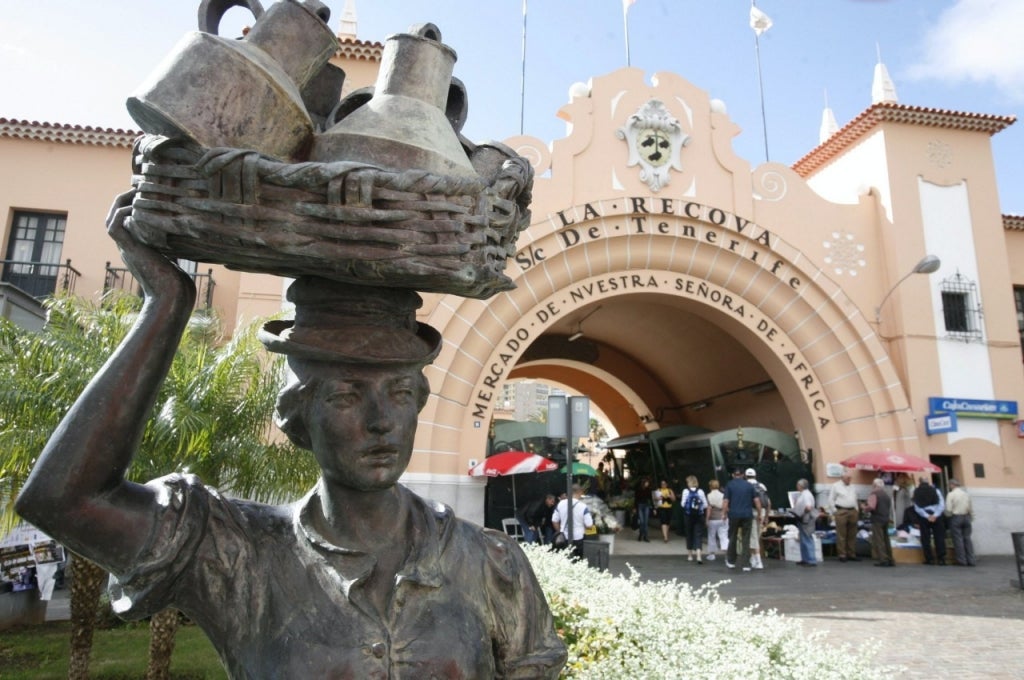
[311,23,477,177]
[127,0,339,161]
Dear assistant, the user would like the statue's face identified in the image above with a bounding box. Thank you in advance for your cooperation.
[301,362,423,492]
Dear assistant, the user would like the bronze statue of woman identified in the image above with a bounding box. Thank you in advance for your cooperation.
[16,191,566,678]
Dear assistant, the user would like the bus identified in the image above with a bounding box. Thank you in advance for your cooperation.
[605,426,814,511]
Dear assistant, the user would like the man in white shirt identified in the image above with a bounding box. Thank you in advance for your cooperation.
[552,484,594,559]
[828,470,860,562]
[792,478,818,566]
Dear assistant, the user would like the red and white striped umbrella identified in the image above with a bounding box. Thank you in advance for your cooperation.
[840,451,941,473]
[468,451,559,477]
[468,451,559,514]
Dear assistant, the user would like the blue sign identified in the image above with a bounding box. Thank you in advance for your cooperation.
[925,412,957,435]
[928,397,1018,420]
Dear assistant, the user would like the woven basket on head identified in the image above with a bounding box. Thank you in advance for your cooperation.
[128,135,533,299]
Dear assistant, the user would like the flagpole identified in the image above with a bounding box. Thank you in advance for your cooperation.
[520,0,528,135]
[754,31,769,162]
[623,3,631,67]
[751,1,770,163]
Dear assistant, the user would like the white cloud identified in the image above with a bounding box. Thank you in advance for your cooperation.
[907,0,1024,100]
[0,43,28,59]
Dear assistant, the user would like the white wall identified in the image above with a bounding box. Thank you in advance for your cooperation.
[401,473,487,526]
[920,179,999,446]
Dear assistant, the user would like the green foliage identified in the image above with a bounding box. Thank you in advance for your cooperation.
[548,593,616,671]
[0,290,318,533]
[0,621,226,679]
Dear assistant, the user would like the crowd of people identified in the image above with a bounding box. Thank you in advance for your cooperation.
[511,466,978,572]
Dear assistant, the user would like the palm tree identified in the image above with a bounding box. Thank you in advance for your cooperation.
[0,292,134,680]
[136,311,318,680]
[0,290,318,679]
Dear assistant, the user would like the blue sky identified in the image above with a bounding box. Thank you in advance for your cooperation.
[2,0,1021,213]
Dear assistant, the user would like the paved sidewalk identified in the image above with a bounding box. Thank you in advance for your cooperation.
[608,535,1024,679]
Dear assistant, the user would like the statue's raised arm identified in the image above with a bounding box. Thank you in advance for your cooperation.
[17,7,565,677]
[15,190,197,574]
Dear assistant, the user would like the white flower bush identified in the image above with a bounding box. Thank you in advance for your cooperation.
[524,545,900,679]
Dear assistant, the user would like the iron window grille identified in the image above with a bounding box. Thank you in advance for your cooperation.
[939,271,982,342]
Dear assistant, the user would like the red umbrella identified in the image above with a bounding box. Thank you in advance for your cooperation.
[840,451,941,473]
[468,451,559,513]
[468,451,560,477]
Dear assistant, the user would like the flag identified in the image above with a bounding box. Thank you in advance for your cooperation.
[623,0,637,13]
[749,5,773,36]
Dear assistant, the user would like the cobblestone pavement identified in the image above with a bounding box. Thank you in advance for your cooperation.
[609,536,1024,679]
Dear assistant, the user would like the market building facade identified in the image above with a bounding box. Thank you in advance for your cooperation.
[2,26,1022,554]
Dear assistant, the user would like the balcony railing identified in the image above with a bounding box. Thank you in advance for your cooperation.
[104,263,216,311]
[0,259,80,299]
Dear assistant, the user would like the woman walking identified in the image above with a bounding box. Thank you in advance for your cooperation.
[705,478,728,560]
[655,480,676,543]
[681,475,708,563]
[635,477,653,542]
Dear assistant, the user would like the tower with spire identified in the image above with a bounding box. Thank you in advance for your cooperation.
[819,90,839,144]
[817,46,899,146]
[338,0,358,39]
[871,44,898,104]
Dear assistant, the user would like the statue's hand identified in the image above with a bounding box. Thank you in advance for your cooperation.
[106,190,197,305]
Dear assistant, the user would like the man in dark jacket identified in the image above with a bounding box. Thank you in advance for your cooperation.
[722,468,762,571]
[865,478,894,566]
[519,494,556,544]
[913,477,946,565]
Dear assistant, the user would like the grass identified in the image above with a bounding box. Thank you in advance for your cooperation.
[0,621,226,679]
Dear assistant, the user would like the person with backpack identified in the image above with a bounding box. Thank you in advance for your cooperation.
[681,475,708,563]
[722,468,762,571]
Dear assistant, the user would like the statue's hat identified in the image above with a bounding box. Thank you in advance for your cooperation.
[259,277,441,365]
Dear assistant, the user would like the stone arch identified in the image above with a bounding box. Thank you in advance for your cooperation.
[509,358,659,437]
[417,214,920,478]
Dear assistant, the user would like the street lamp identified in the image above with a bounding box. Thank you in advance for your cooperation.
[874,254,941,325]
[567,305,601,342]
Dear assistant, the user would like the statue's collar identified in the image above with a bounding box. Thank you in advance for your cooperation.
[295,483,450,589]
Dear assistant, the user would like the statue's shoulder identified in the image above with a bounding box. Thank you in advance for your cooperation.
[146,472,294,533]
[443,513,530,582]
[402,486,522,556]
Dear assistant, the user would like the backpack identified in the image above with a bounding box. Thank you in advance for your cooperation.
[684,489,704,516]
[755,484,771,513]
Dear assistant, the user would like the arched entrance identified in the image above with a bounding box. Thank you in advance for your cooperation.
[404,68,925,524]
[415,219,920,514]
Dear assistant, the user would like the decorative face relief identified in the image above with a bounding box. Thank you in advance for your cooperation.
[616,99,690,191]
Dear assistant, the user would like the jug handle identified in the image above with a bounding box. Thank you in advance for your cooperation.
[326,86,375,129]
[400,24,467,135]
[198,0,265,35]
[447,77,469,135]
[326,80,469,137]
[407,22,443,42]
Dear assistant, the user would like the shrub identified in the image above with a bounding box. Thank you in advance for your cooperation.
[524,545,899,679]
